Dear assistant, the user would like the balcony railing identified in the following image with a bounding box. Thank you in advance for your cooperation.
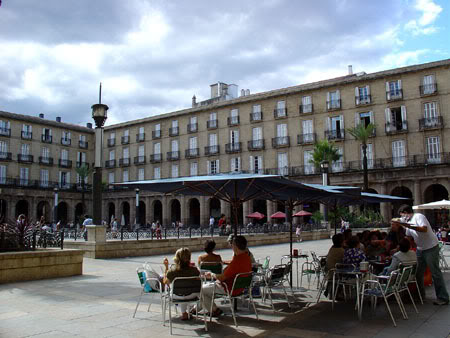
[105,159,116,168]
[107,138,115,147]
[136,133,145,142]
[225,142,242,154]
[41,135,52,143]
[385,121,408,134]
[419,116,443,130]
[61,138,71,146]
[250,112,263,122]
[0,152,12,161]
[39,156,53,165]
[386,89,403,101]
[21,131,32,140]
[207,119,218,129]
[187,123,198,133]
[204,145,220,156]
[152,130,161,139]
[134,156,146,165]
[227,116,240,126]
[420,83,437,96]
[325,130,345,140]
[274,108,287,119]
[272,136,290,148]
[167,151,180,161]
[79,140,88,149]
[119,158,131,167]
[185,148,199,158]
[58,159,72,168]
[121,136,130,144]
[355,95,371,105]
[150,153,162,163]
[297,133,316,145]
[327,99,341,110]
[299,104,313,114]
[169,127,179,137]
[76,162,89,168]
[18,154,33,163]
[0,128,11,137]
[248,139,265,151]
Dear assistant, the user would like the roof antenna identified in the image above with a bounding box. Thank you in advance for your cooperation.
[99,82,102,104]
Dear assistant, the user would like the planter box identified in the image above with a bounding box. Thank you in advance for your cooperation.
[0,249,84,284]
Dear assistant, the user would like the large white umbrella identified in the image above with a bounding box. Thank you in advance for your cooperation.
[413,199,450,210]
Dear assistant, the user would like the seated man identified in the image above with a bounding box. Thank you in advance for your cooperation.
[199,235,252,317]
[383,237,417,275]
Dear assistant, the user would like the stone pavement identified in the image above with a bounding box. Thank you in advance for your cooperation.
[0,239,449,338]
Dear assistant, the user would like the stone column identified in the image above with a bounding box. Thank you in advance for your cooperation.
[200,196,208,227]
[220,199,230,218]
[162,196,169,227]
[293,204,301,225]
[413,180,422,206]
[380,184,391,222]
[147,197,154,223]
[130,197,136,229]
[180,195,187,225]
[86,224,106,243]
[243,201,250,223]
[266,200,274,224]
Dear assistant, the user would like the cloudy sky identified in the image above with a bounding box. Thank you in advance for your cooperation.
[0,0,448,126]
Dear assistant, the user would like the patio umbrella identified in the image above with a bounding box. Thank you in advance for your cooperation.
[270,211,286,219]
[246,211,265,220]
[292,210,312,217]
[413,199,450,210]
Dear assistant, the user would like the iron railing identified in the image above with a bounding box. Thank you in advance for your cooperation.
[225,142,242,153]
[250,112,263,122]
[121,136,130,144]
[419,116,443,130]
[185,148,199,158]
[152,130,161,139]
[169,127,179,136]
[187,123,198,133]
[107,138,115,147]
[207,119,218,129]
[419,83,437,96]
[41,135,52,143]
[299,104,313,114]
[205,145,220,156]
[297,133,316,145]
[274,108,287,118]
[150,153,162,163]
[248,139,265,151]
[272,136,290,148]
[136,133,145,142]
[134,156,146,165]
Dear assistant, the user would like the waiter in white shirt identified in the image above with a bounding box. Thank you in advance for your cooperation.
[399,205,449,305]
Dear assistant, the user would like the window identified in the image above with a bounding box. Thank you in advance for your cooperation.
[426,136,440,163]
[0,120,10,136]
[327,90,340,110]
[153,123,161,138]
[355,86,371,105]
[386,80,402,100]
[108,172,115,184]
[59,171,70,188]
[304,151,314,174]
[0,141,8,158]
[190,162,198,176]
[139,126,144,134]
[122,169,129,182]
[42,128,52,142]
[172,120,178,128]
[77,151,86,165]
[62,131,71,140]
[189,136,197,150]
[277,124,287,137]
[302,120,314,142]
[108,132,115,146]
[361,144,373,169]
[230,157,241,172]
[110,132,115,140]
[154,167,161,179]
[230,130,239,144]
[277,153,288,176]
[124,129,129,137]
[109,150,115,160]
[171,164,179,178]
[275,100,286,117]
[40,169,49,187]
[61,149,68,160]
[326,115,344,139]
[208,112,218,128]
[189,117,197,132]
[137,145,144,157]
[392,140,406,167]
[301,96,312,113]
[422,75,436,95]
[331,147,344,172]
[42,147,50,159]
[20,167,29,186]
[154,142,161,154]
[355,111,373,127]
[229,108,239,125]
[22,124,32,139]
[249,155,263,174]
[207,159,219,174]
[385,106,407,132]
[424,102,438,119]
[123,147,129,159]
[252,105,262,121]
[80,134,86,142]
[0,165,6,184]
[252,127,262,141]
[76,172,88,186]
[21,144,30,155]
[209,133,217,146]
[138,168,145,181]
[171,140,179,152]
[210,112,217,120]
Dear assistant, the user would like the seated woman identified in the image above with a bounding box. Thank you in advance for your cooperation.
[163,247,200,320]
[198,240,222,266]
[365,233,387,258]
[383,237,417,275]
[326,233,345,271]
[343,235,366,266]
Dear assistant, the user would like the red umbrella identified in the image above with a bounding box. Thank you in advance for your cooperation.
[292,210,312,217]
[270,211,286,219]
[246,211,265,220]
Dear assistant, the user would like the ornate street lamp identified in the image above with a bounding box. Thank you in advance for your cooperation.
[320,160,329,186]
[135,188,140,228]
[53,187,59,225]
[91,83,109,225]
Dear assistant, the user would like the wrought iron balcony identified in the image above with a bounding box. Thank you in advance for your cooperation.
[297,133,316,145]
[274,108,287,119]
[58,159,72,168]
[207,119,218,129]
[134,156,146,165]
[272,136,290,148]
[119,158,131,167]
[299,104,313,114]
[185,148,199,158]
[420,83,437,96]
[169,127,179,137]
[105,159,116,168]
[152,130,161,139]
[107,138,115,147]
[21,131,32,140]
[325,130,345,141]
[386,89,403,101]
[167,151,180,161]
[121,136,130,144]
[136,133,145,142]
[355,95,371,106]
[204,145,220,156]
[385,121,408,134]
[225,142,242,154]
[419,116,443,130]
[187,123,198,133]
[18,154,33,163]
[250,112,263,122]
[76,162,89,168]
[41,135,52,143]
[39,156,53,165]
[79,140,88,149]
[0,128,11,137]
[227,116,240,126]
[247,139,265,151]
[327,99,341,110]
[61,138,71,146]
[150,153,162,163]
[0,152,12,161]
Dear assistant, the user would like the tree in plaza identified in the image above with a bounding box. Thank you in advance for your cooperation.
[75,164,93,215]
[310,139,342,185]
[347,123,375,192]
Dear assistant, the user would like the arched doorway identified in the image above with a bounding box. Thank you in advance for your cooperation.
[253,199,267,224]
[0,199,7,221]
[391,186,413,217]
[209,198,221,218]
[170,199,181,224]
[16,200,29,218]
[423,184,449,229]
[57,201,68,225]
[153,200,163,224]
[138,201,146,226]
[107,202,115,225]
[74,203,84,226]
[121,202,130,228]
[36,201,51,222]
[188,198,200,227]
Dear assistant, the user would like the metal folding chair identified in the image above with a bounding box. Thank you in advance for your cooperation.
[199,261,223,274]
[133,267,164,318]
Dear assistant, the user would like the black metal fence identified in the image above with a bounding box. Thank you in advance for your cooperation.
[0,229,65,252]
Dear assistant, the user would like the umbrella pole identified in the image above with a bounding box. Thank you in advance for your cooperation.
[232,200,239,237]
[285,201,293,288]
[334,200,337,235]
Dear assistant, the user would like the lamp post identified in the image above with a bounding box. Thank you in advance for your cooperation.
[135,188,140,228]
[320,160,329,226]
[91,83,109,225]
[53,187,59,225]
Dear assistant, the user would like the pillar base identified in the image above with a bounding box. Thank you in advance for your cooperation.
[86,224,106,243]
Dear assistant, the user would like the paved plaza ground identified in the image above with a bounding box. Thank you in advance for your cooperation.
[1,239,449,338]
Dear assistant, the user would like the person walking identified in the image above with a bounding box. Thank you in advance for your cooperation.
[209,215,215,237]
[398,205,449,305]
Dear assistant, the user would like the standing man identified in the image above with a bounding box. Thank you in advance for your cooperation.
[398,205,449,305]
[209,215,215,237]
[218,214,226,236]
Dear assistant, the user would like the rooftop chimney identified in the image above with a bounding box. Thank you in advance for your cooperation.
[56,116,61,122]
[348,65,353,75]
[39,113,44,118]
[241,89,245,97]
[245,89,250,96]
[192,95,196,107]
[86,122,93,129]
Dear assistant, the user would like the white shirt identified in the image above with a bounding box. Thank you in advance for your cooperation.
[82,218,93,226]
[385,250,417,275]
[406,213,438,251]
[209,217,215,226]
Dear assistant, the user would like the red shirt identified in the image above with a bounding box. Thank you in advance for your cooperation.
[218,218,225,228]
[222,252,252,295]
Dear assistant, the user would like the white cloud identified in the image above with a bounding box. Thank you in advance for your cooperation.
[404,0,442,35]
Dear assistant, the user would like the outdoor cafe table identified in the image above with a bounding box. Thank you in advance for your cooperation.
[281,253,309,289]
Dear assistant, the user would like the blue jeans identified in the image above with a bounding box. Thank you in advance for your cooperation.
[416,245,449,301]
